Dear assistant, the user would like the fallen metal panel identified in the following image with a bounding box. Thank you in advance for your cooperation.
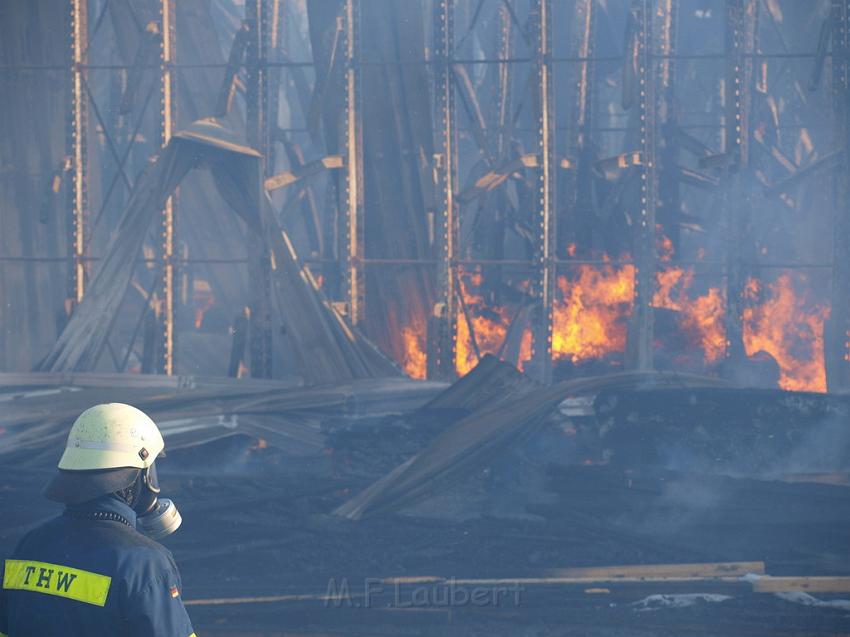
[421,353,537,414]
[333,379,570,519]
[334,370,732,520]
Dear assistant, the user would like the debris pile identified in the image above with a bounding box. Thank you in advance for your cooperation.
[2,360,850,635]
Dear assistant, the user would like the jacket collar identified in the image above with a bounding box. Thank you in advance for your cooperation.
[65,493,138,527]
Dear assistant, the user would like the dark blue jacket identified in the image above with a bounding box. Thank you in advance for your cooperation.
[1,495,194,637]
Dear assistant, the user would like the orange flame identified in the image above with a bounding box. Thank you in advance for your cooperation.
[401,322,427,379]
[396,256,826,392]
[657,234,675,263]
[652,267,726,364]
[192,279,215,329]
[552,262,635,364]
[743,274,828,392]
[455,274,512,376]
[518,327,533,370]
[455,305,476,377]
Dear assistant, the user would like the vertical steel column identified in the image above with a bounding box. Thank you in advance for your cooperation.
[494,4,513,160]
[159,0,176,375]
[561,0,595,251]
[655,0,681,253]
[246,0,274,377]
[68,0,88,307]
[573,0,595,146]
[343,0,365,325]
[722,0,756,364]
[626,0,656,371]
[267,0,283,180]
[828,0,850,390]
[428,0,457,379]
[530,0,556,383]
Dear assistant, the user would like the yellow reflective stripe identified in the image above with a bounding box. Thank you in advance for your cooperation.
[3,559,111,607]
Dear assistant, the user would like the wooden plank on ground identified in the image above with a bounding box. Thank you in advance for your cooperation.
[751,577,850,593]
[545,561,765,580]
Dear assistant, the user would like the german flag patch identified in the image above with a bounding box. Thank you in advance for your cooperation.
[170,585,180,599]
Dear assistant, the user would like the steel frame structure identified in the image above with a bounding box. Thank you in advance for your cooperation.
[67,0,181,374]
[64,0,285,378]
[47,0,849,387]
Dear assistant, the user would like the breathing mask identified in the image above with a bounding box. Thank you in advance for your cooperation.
[131,462,183,541]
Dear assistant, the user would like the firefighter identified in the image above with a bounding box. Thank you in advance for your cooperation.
[0,403,195,637]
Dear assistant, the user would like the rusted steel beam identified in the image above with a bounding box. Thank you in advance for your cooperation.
[343,0,365,326]
[625,0,656,372]
[160,0,177,375]
[246,0,274,378]
[827,0,850,390]
[529,0,556,383]
[494,2,513,160]
[654,0,681,254]
[428,0,458,380]
[68,0,89,306]
[722,0,758,365]
[561,0,596,253]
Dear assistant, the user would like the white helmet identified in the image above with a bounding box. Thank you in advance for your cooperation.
[58,403,164,471]
[44,403,165,504]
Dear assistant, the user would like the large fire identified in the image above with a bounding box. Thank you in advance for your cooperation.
[652,267,726,364]
[550,259,726,367]
[397,259,828,394]
[742,274,828,392]
[552,261,634,364]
